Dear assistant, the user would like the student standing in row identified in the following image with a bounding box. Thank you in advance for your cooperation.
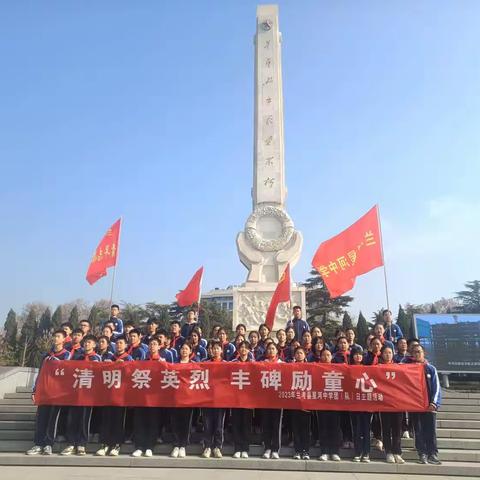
[26,330,71,456]
[349,346,371,463]
[170,343,194,458]
[230,340,254,458]
[380,345,404,464]
[96,336,132,457]
[409,345,442,465]
[261,343,283,460]
[317,349,341,462]
[202,341,226,459]
[291,347,311,460]
[61,335,101,456]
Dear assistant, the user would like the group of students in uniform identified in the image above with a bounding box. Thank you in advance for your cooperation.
[26,305,441,465]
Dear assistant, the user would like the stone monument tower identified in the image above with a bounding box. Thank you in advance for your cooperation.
[233,5,306,330]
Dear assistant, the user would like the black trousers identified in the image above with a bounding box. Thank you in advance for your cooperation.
[133,407,159,450]
[340,412,353,443]
[172,408,193,448]
[203,408,226,449]
[231,408,252,452]
[66,406,92,447]
[260,408,283,452]
[317,411,341,455]
[372,412,382,440]
[100,407,125,447]
[411,412,438,456]
[292,410,311,453]
[34,405,61,447]
[381,412,402,454]
[352,412,371,456]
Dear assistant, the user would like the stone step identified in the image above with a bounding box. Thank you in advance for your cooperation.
[0,452,479,476]
[0,412,36,421]
[3,393,33,400]
[443,391,480,399]
[437,428,480,439]
[0,431,33,440]
[0,421,35,430]
[0,406,37,413]
[437,411,480,420]
[438,404,480,412]
[442,398,480,406]
[1,440,479,462]
[0,399,33,405]
[15,387,33,394]
[437,419,480,429]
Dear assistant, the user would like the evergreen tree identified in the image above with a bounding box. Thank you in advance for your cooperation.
[455,280,480,313]
[38,308,52,334]
[68,306,79,326]
[396,305,409,338]
[356,311,369,347]
[198,300,232,338]
[429,304,438,314]
[87,300,111,333]
[342,311,353,330]
[371,309,383,324]
[303,269,353,334]
[4,309,17,349]
[144,303,171,330]
[51,306,63,329]
[19,308,38,367]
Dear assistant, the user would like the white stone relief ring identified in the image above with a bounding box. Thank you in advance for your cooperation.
[245,205,294,252]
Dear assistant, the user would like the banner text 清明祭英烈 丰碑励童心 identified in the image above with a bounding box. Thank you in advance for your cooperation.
[34,361,429,412]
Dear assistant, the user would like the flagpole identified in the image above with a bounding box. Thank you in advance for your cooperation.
[376,205,390,311]
[109,216,123,306]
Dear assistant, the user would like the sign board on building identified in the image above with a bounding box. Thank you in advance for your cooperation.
[414,314,480,373]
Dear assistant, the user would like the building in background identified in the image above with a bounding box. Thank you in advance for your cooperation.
[201,287,236,312]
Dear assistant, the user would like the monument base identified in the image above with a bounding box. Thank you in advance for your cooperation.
[232,283,306,332]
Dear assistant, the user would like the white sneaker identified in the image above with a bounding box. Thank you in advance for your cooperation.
[361,455,370,463]
[271,451,279,459]
[374,439,383,451]
[319,453,328,461]
[60,445,75,456]
[26,446,42,455]
[95,445,108,456]
[352,456,361,462]
[131,449,143,457]
[76,446,86,456]
[402,431,410,439]
[202,447,211,458]
[170,447,180,458]
[43,446,52,455]
[293,452,301,460]
[233,451,241,458]
[241,451,249,458]
[263,449,271,459]
[178,447,186,458]
[386,453,395,463]
[109,445,120,456]
[394,454,405,464]
[144,449,153,457]
[330,454,341,461]
[213,448,222,458]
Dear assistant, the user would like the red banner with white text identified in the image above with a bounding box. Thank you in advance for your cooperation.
[34,361,428,412]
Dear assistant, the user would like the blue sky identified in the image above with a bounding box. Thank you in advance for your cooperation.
[1,1,479,323]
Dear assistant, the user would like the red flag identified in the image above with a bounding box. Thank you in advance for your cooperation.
[86,219,122,285]
[312,206,384,297]
[265,264,291,330]
[176,267,204,307]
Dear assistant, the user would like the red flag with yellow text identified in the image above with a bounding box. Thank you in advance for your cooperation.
[265,264,290,330]
[86,219,121,285]
[176,267,204,307]
[312,206,383,297]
